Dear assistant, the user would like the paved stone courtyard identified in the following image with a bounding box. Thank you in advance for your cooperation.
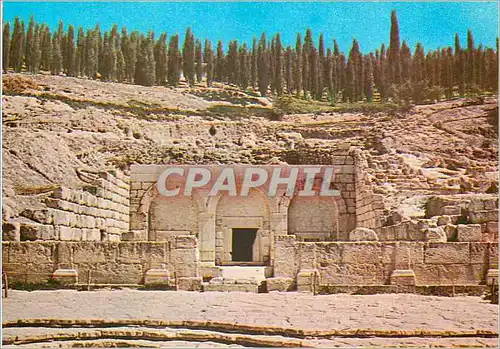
[2,290,498,347]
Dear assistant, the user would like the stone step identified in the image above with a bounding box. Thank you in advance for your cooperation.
[218,266,266,283]
[201,282,259,293]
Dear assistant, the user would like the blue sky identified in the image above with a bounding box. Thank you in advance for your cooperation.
[2,2,498,54]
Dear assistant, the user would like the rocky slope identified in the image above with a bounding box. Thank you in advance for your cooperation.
[2,73,498,220]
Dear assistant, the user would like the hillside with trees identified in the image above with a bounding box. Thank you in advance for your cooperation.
[3,10,498,105]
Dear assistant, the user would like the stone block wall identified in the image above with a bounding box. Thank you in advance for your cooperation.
[425,195,498,243]
[352,149,386,230]
[4,170,130,242]
[273,235,496,290]
[2,236,201,290]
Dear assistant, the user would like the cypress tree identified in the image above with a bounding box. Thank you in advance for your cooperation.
[167,34,180,86]
[364,54,374,102]
[388,10,401,85]
[269,37,276,93]
[215,40,224,81]
[226,40,239,84]
[347,39,362,101]
[466,29,475,89]
[443,47,454,99]
[345,59,354,102]
[135,32,156,86]
[311,47,320,99]
[30,24,42,73]
[108,32,118,81]
[3,22,11,72]
[51,33,63,75]
[274,33,283,96]
[111,26,120,81]
[338,53,346,101]
[57,21,65,57]
[454,33,465,96]
[154,33,168,85]
[195,39,203,84]
[432,50,442,88]
[145,31,156,85]
[325,48,333,100]
[41,26,52,71]
[454,33,461,79]
[377,44,387,98]
[238,43,249,89]
[10,17,24,72]
[95,25,104,75]
[332,41,340,101]
[257,32,269,97]
[400,40,411,82]
[474,44,483,90]
[294,33,303,95]
[373,49,381,96]
[303,29,313,94]
[284,46,293,94]
[204,39,214,87]
[120,28,129,80]
[100,32,110,78]
[182,27,195,85]
[94,25,102,77]
[318,33,325,99]
[485,47,497,91]
[124,31,139,83]
[76,27,85,76]
[25,15,35,72]
[411,43,425,83]
[116,47,126,82]
[333,39,340,56]
[251,37,257,89]
[65,25,76,76]
[85,29,98,78]
[20,21,26,70]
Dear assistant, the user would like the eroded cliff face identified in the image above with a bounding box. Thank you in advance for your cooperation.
[2,73,498,222]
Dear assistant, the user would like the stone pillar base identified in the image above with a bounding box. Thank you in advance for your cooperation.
[390,270,416,286]
[144,269,170,286]
[52,269,78,285]
[486,269,498,285]
[266,277,294,292]
[297,269,318,293]
[177,277,202,291]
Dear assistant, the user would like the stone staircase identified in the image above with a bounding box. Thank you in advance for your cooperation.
[202,266,266,293]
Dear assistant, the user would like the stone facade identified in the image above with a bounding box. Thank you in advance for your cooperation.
[127,159,359,265]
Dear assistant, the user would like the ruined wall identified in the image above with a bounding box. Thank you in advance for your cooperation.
[372,195,498,242]
[3,171,130,242]
[2,236,201,291]
[352,149,386,230]
[272,235,497,290]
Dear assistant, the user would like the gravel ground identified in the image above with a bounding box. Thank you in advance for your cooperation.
[3,290,498,332]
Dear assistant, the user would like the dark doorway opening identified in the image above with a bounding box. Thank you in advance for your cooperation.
[231,228,257,262]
